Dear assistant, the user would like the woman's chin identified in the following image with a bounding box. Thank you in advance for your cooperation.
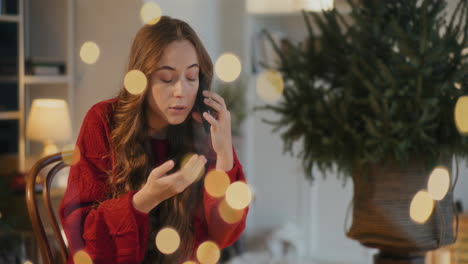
[167,115,189,125]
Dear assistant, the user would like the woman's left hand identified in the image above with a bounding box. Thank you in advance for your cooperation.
[192,90,233,157]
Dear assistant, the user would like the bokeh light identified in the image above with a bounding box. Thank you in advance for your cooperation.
[73,250,93,264]
[454,83,461,90]
[409,190,435,224]
[218,198,244,224]
[182,261,198,264]
[256,69,284,103]
[196,241,220,264]
[427,166,450,201]
[455,96,468,134]
[61,144,80,166]
[225,181,252,210]
[214,53,242,82]
[140,2,162,25]
[124,70,148,95]
[204,170,230,198]
[23,261,33,264]
[181,153,205,182]
[80,41,100,65]
[155,227,180,255]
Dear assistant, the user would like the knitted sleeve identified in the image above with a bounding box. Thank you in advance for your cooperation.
[198,145,249,249]
[58,103,149,264]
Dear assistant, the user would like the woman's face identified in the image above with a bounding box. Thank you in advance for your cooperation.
[146,40,200,131]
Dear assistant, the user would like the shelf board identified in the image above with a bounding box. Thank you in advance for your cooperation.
[0,76,18,83]
[0,111,20,120]
[0,15,20,22]
[24,75,70,85]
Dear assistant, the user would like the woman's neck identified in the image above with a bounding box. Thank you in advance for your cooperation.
[151,128,167,139]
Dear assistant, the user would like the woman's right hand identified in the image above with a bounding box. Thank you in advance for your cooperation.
[132,154,207,214]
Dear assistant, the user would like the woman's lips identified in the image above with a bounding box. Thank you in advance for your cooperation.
[168,106,187,114]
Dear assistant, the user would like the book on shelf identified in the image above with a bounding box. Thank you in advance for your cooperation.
[25,56,66,76]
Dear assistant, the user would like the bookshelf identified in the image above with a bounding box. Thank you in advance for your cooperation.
[0,0,75,176]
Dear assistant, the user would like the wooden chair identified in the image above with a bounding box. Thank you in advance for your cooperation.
[25,151,72,264]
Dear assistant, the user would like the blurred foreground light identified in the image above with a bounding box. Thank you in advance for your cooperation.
[204,170,230,198]
[427,166,450,201]
[215,53,241,82]
[140,2,162,25]
[455,96,468,134]
[225,182,252,210]
[256,69,284,103]
[196,241,220,264]
[155,227,180,254]
[409,190,434,224]
[124,70,147,95]
[80,41,100,64]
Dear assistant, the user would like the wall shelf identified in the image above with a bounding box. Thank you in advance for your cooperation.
[0,14,21,22]
[0,111,20,120]
[24,75,70,85]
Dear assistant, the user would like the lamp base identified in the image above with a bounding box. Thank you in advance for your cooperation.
[41,141,58,157]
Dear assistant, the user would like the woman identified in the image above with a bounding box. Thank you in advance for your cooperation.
[59,16,248,264]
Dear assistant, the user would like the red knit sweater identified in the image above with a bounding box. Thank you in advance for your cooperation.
[58,98,249,264]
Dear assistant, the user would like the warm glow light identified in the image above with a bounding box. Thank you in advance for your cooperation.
[256,69,284,103]
[80,41,100,64]
[26,99,72,158]
[215,53,242,82]
[204,170,230,198]
[427,166,450,201]
[225,182,252,210]
[454,83,461,90]
[455,96,468,134]
[303,0,334,12]
[155,227,180,255]
[73,250,93,264]
[23,261,33,264]
[410,191,435,224]
[247,0,301,14]
[61,144,81,166]
[124,70,148,95]
[218,198,244,224]
[140,2,162,25]
[182,261,197,264]
[196,241,220,264]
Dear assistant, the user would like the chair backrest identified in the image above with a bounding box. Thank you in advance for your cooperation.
[25,151,72,264]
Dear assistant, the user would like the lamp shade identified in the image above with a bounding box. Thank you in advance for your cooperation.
[26,99,72,143]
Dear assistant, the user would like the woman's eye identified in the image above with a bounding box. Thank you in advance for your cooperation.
[162,79,173,83]
[188,78,197,82]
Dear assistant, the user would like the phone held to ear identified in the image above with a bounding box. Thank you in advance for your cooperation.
[195,75,215,134]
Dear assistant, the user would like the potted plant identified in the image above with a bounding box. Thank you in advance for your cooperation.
[255,0,468,263]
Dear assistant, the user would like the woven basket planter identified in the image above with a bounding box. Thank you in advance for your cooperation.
[347,153,456,255]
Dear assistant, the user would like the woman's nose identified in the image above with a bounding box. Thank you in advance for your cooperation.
[173,79,185,97]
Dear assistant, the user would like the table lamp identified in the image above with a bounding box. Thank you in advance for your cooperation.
[26,99,72,157]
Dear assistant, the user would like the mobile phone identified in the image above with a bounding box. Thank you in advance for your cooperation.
[195,75,215,134]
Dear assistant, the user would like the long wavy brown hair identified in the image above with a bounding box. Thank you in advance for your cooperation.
[102,16,215,263]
